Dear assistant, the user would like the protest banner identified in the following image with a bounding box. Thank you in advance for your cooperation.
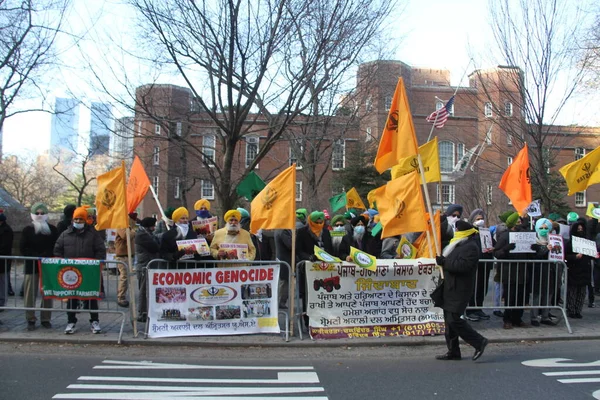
[571,236,599,258]
[305,259,444,339]
[547,234,564,261]
[176,238,210,259]
[191,217,218,236]
[478,228,493,251]
[218,243,249,260]
[147,265,280,338]
[40,258,102,300]
[509,232,537,253]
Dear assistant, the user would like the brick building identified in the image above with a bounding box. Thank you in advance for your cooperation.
[133,60,600,223]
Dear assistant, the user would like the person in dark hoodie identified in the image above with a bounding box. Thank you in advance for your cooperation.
[441,204,464,250]
[565,220,593,318]
[465,208,492,322]
[56,204,76,236]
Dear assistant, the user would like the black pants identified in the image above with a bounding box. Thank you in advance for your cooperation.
[444,310,486,356]
[469,263,491,309]
[503,283,525,324]
[67,299,99,324]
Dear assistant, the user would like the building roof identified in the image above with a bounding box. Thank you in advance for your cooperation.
[0,186,26,210]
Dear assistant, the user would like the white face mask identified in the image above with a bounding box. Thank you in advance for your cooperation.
[354,225,366,235]
[333,226,345,232]
[176,223,189,237]
[73,222,85,230]
[31,213,48,222]
[473,219,485,228]
[447,216,459,226]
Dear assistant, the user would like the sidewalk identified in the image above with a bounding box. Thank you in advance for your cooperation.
[1,270,599,347]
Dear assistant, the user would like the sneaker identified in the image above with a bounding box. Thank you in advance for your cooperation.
[464,313,480,322]
[64,323,76,334]
[589,303,596,308]
[475,310,490,320]
[27,321,36,331]
[117,300,130,308]
[91,321,102,334]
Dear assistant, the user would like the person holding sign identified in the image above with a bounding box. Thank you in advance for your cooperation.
[193,198,216,244]
[529,218,558,326]
[434,221,488,361]
[159,207,199,267]
[565,221,594,318]
[210,209,256,261]
[465,209,492,322]
[339,215,373,261]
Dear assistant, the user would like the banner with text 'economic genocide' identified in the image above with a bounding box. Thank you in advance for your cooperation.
[40,258,102,300]
[306,259,444,339]
[148,265,280,338]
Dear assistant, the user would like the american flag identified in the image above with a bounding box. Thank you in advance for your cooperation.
[426,96,455,128]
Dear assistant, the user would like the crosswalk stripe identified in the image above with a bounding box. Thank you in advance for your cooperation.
[557,378,600,384]
[78,371,320,384]
[544,370,600,376]
[95,360,314,370]
[66,384,325,394]
[54,394,329,400]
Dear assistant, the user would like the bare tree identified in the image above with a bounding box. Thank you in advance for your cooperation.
[0,0,69,131]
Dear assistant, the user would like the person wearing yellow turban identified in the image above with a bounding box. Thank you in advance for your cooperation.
[159,207,200,263]
[210,209,256,261]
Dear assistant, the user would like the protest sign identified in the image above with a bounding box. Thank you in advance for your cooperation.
[547,234,564,261]
[191,217,218,236]
[509,231,537,253]
[105,229,117,266]
[559,223,570,240]
[526,199,542,217]
[571,236,599,258]
[479,228,493,251]
[396,237,417,259]
[314,246,341,263]
[306,259,444,339]
[219,243,249,260]
[40,258,102,300]
[176,238,210,259]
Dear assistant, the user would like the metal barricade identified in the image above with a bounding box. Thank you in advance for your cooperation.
[0,256,129,343]
[142,259,292,341]
[466,259,571,333]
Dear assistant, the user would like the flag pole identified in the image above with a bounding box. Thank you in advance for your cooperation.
[417,154,440,256]
[149,184,168,223]
[290,228,296,337]
[121,160,138,336]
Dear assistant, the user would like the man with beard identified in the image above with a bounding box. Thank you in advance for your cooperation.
[339,215,371,261]
[329,215,347,259]
[159,207,199,267]
[210,209,256,261]
[20,203,59,330]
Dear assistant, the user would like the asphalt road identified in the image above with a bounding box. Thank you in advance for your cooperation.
[1,340,599,399]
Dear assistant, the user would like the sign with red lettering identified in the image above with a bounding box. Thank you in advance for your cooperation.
[148,265,279,338]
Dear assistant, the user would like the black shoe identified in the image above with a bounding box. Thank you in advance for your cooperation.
[493,311,504,317]
[41,321,52,329]
[118,301,130,308]
[473,338,488,361]
[531,320,540,327]
[541,318,558,326]
[136,315,147,323]
[574,313,583,319]
[27,321,35,331]
[8,289,15,296]
[589,303,596,308]
[476,310,490,320]
[436,353,462,360]
[464,313,479,322]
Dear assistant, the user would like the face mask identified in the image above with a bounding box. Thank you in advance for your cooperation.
[333,226,345,232]
[196,210,211,219]
[447,216,458,226]
[226,223,240,233]
[473,219,485,228]
[177,223,189,236]
[538,228,549,237]
[31,214,48,222]
[354,226,366,235]
[73,222,85,230]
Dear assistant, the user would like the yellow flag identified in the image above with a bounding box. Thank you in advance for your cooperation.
[414,210,441,258]
[391,137,441,183]
[346,187,366,210]
[250,165,296,233]
[314,245,341,263]
[586,202,600,220]
[559,146,600,195]
[374,77,419,173]
[367,185,385,210]
[379,171,428,238]
[95,162,128,230]
[396,237,417,259]
[350,246,376,271]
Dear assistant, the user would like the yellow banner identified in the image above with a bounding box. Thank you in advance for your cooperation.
[250,165,296,233]
[95,163,128,230]
[391,137,441,183]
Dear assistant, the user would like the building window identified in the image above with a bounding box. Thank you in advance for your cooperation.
[137,121,142,136]
[190,97,200,112]
[155,123,161,135]
[484,102,493,117]
[289,139,303,169]
[365,96,372,112]
[203,134,216,166]
[201,180,214,200]
[439,140,455,173]
[174,177,180,199]
[384,96,392,110]
[507,133,513,146]
[508,156,513,165]
[485,128,493,145]
[457,143,465,161]
[365,127,373,142]
[296,181,303,202]
[437,184,455,204]
[245,136,259,168]
[332,139,346,170]
[486,185,493,205]
[435,100,443,111]
[152,176,159,194]
[575,191,586,207]
[153,146,159,165]
[176,122,182,136]
[575,147,585,160]
[504,102,513,117]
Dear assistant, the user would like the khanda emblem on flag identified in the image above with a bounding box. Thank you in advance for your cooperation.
[386,110,399,131]
[518,167,531,184]
[409,157,420,172]
[261,186,278,210]
[582,162,592,175]
[100,188,117,209]
[394,199,406,219]
[347,198,355,207]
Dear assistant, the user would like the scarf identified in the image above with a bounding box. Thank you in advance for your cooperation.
[308,219,324,238]
[442,228,478,257]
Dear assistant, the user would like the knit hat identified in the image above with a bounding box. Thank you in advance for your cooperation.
[194,199,211,211]
[505,212,520,229]
[63,204,76,218]
[468,208,485,224]
[445,204,463,217]
[224,209,241,222]
[309,211,325,222]
[140,217,157,228]
[455,220,473,231]
[171,207,189,223]
[567,212,579,223]
[296,208,308,221]
[351,215,368,227]
[498,210,513,223]
[331,215,346,226]
[73,206,89,220]
[236,207,250,219]
[31,202,48,214]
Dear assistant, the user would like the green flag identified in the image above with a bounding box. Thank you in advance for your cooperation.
[329,193,347,213]
[40,258,102,300]
[371,221,382,237]
[236,171,266,201]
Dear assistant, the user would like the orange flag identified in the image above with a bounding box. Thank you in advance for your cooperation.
[499,144,532,214]
[95,162,128,230]
[250,165,296,234]
[379,171,428,238]
[374,77,419,173]
[127,156,151,214]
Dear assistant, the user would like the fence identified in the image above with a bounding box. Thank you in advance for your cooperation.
[143,259,292,341]
[0,256,130,343]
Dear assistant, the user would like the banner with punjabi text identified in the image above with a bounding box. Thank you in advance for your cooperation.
[305,259,444,339]
[148,265,280,338]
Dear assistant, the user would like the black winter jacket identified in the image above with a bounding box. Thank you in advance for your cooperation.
[440,235,480,314]
[20,224,59,274]
[54,225,107,260]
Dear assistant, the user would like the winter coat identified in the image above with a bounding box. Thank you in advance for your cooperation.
[440,234,480,314]
[115,228,135,257]
[274,229,294,280]
[0,222,13,274]
[160,225,198,262]
[54,224,107,260]
[565,222,593,286]
[493,229,527,285]
[20,224,59,274]
[296,225,333,262]
[134,227,160,270]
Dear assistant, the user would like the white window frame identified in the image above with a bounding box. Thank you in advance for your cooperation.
[436,184,455,204]
[485,129,493,145]
[176,122,182,136]
[575,147,585,160]
[152,176,159,194]
[507,133,513,146]
[365,127,373,142]
[332,139,346,170]
[384,96,392,111]
[486,184,493,205]
[155,123,161,135]
[289,139,303,169]
[174,177,180,199]
[508,156,513,166]
[504,102,513,117]
[245,136,259,169]
[457,143,465,161]
[365,96,373,112]
[448,102,455,116]
[575,191,586,207]
[153,146,160,165]
[435,100,443,111]
[484,102,493,117]
[203,134,216,167]
[201,180,215,200]
[137,121,142,136]
[439,140,455,173]
[296,181,303,202]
